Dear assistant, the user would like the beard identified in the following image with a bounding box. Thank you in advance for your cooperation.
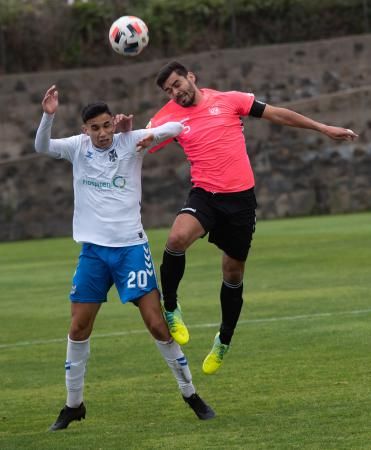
[175,84,196,107]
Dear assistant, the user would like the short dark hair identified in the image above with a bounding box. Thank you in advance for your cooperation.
[156,61,189,88]
[81,102,112,123]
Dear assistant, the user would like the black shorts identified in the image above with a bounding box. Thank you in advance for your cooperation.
[178,187,257,261]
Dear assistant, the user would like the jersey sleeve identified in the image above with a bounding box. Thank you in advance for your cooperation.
[35,113,79,162]
[125,122,183,154]
[226,91,256,116]
[146,107,176,153]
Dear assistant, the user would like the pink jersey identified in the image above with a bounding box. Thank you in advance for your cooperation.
[149,88,256,193]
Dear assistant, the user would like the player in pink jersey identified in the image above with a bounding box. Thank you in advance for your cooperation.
[149,61,357,375]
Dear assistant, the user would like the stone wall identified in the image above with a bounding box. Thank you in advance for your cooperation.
[0,34,370,241]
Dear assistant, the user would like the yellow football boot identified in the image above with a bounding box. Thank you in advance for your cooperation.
[162,304,189,345]
[202,333,229,375]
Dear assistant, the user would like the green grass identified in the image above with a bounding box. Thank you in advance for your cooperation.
[0,212,370,450]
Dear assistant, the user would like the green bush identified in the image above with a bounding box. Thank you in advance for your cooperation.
[0,0,369,73]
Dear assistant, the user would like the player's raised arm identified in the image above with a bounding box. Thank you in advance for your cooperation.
[136,122,184,151]
[35,86,59,154]
[262,104,358,141]
[35,85,76,160]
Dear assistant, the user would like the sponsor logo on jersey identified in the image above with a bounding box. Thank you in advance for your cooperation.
[112,176,125,188]
[82,176,126,190]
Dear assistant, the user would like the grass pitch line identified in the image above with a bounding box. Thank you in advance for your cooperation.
[1,308,371,350]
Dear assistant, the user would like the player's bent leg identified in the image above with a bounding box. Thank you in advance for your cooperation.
[203,255,245,375]
[166,213,205,252]
[222,253,245,285]
[137,289,171,341]
[154,336,215,420]
[219,254,245,345]
[160,214,204,344]
[138,288,189,345]
[69,302,101,341]
[155,338,215,420]
[138,290,214,419]
[50,302,101,431]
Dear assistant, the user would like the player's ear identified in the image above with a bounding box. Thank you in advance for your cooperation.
[188,72,197,83]
[81,125,88,135]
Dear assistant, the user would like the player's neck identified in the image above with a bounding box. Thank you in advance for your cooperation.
[193,89,204,106]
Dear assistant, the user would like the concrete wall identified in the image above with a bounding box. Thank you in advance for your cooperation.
[0,34,370,240]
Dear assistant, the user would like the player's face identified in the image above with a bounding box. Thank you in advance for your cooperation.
[162,71,199,107]
[82,113,116,149]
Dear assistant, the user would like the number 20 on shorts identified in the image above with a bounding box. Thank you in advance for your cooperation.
[127,270,148,288]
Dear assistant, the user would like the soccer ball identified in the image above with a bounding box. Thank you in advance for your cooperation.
[109,16,149,57]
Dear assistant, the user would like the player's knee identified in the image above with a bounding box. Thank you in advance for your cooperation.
[69,321,92,341]
[223,270,243,285]
[167,231,190,251]
[223,261,245,284]
[147,318,170,341]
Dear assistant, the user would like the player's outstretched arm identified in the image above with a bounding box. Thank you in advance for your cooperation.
[262,104,358,141]
[136,133,155,151]
[136,122,184,151]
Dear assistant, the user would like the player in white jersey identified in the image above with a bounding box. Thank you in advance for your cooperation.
[35,85,215,431]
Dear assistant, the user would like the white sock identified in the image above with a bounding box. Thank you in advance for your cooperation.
[65,335,90,408]
[155,339,196,398]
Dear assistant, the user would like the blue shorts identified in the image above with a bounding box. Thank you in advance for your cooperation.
[69,242,158,304]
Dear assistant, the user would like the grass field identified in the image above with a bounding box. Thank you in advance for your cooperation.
[0,212,370,450]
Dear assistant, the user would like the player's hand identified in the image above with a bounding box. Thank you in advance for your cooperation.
[114,114,133,132]
[42,85,58,115]
[323,126,358,141]
[136,133,154,151]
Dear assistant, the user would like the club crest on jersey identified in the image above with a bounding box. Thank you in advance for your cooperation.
[85,150,93,159]
[108,149,118,162]
[209,107,220,115]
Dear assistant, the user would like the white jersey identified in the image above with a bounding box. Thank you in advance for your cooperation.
[35,113,183,247]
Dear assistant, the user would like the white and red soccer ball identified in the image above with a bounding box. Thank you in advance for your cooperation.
[109,16,149,57]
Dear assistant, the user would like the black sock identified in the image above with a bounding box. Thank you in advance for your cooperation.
[219,280,243,345]
[160,247,185,312]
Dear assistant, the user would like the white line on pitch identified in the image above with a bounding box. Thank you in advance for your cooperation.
[1,308,371,350]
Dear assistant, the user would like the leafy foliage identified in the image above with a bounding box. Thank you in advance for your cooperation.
[0,0,369,73]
